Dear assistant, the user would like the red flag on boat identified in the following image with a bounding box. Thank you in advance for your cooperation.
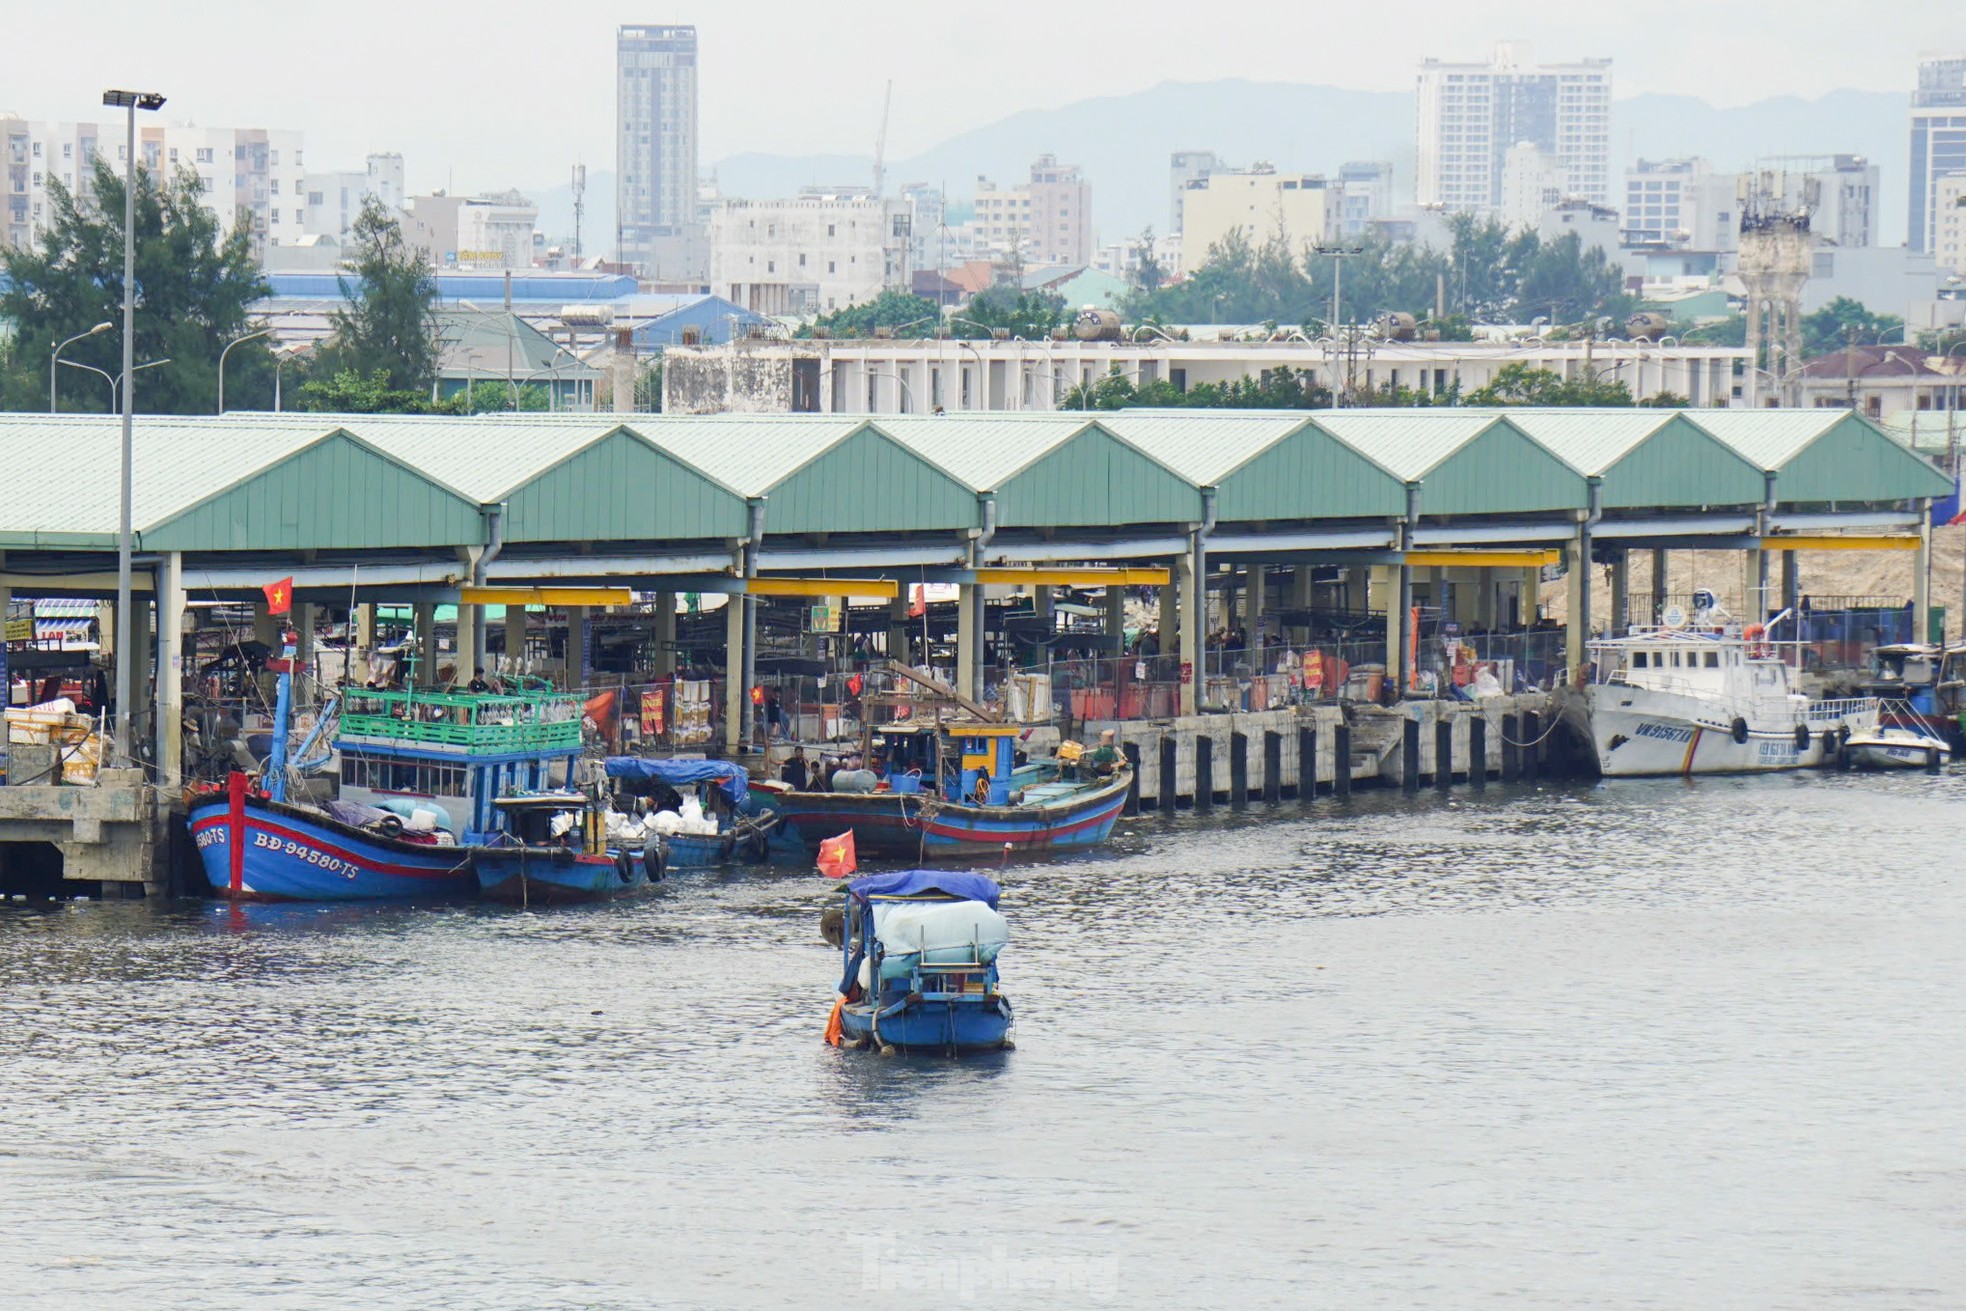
[816,830,857,879]
[262,576,293,615]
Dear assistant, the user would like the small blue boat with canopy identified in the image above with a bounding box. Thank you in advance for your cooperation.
[598,756,778,873]
[826,870,1013,1055]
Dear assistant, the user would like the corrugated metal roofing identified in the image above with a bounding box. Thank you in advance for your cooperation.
[1500,409,1769,509]
[1093,412,1316,484]
[1310,411,1590,514]
[1098,410,1408,521]
[1682,410,1846,471]
[1689,411,1953,502]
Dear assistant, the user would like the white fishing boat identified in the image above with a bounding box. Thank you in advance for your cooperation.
[1585,608,1879,778]
[1838,720,1950,771]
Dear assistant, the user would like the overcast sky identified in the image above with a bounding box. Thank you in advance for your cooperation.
[6,0,1957,194]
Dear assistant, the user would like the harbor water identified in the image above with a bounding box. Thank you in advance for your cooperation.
[3,772,1963,1309]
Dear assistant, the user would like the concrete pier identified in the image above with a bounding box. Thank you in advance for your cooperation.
[0,755,169,895]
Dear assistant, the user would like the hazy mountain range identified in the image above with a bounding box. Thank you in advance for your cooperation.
[529,79,1915,257]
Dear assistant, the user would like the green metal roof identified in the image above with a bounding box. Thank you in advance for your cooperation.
[1498,410,1768,509]
[875,414,1200,527]
[636,416,979,534]
[347,416,748,542]
[1687,411,1953,502]
[1097,411,1407,521]
[1311,411,1590,515]
[0,416,484,551]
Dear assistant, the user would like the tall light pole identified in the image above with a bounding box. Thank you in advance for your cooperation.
[104,86,165,766]
[51,322,113,413]
[1311,244,1364,332]
[217,327,272,414]
[60,357,170,411]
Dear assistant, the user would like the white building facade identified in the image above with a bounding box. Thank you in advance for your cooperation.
[1416,44,1612,214]
[709,194,912,315]
[1936,172,1966,275]
[1911,56,1966,254]
[1621,157,1738,251]
[616,23,704,278]
[1179,167,1331,271]
[972,155,1093,266]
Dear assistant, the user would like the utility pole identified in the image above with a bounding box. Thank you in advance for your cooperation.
[571,163,586,260]
[1311,244,1365,333]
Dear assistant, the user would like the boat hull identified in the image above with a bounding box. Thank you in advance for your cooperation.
[838,995,1013,1053]
[1842,736,1949,770]
[473,848,650,904]
[187,796,474,900]
[773,773,1129,859]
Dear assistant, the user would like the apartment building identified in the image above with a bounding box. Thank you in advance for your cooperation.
[1910,56,1966,253]
[709,192,912,315]
[1416,44,1611,213]
[972,155,1093,266]
[617,23,704,278]
[1178,166,1331,271]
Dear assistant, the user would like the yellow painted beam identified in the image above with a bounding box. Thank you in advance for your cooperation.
[1757,535,1920,552]
[460,586,637,606]
[1404,550,1562,568]
[973,566,1172,587]
[748,577,900,599]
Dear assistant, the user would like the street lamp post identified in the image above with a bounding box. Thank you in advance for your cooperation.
[59,357,170,411]
[50,322,113,413]
[1311,245,1365,332]
[103,86,165,766]
[217,327,272,414]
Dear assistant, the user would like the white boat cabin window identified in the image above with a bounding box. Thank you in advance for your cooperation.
[341,754,468,796]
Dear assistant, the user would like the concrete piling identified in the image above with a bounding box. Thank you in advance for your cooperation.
[1229,732,1249,810]
[1470,716,1487,790]
[1262,731,1282,804]
[1402,718,1420,793]
[1194,734,1214,811]
[1434,719,1454,791]
[1334,723,1353,799]
[1299,725,1318,800]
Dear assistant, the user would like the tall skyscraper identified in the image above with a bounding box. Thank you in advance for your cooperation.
[616,23,703,278]
[1415,44,1611,214]
[1909,56,1966,254]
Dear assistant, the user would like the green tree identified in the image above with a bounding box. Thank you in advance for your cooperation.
[1061,363,1331,410]
[1,157,270,413]
[1465,362,1636,407]
[1679,315,1746,348]
[311,194,441,392]
[1132,226,1165,295]
[297,368,450,414]
[954,285,1067,339]
[1801,296,1904,358]
[805,289,941,338]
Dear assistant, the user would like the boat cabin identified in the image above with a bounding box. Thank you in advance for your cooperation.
[331,687,585,842]
[874,721,1032,807]
[1597,630,1801,709]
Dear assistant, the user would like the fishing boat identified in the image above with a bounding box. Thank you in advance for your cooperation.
[187,627,602,900]
[1585,611,1879,777]
[598,756,777,870]
[1855,643,1966,748]
[825,869,1013,1055]
[762,718,1130,860]
[1837,721,1951,771]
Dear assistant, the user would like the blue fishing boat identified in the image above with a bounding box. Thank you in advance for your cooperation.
[471,793,655,905]
[187,627,595,901]
[826,869,1013,1055]
[765,720,1130,861]
[600,756,778,871]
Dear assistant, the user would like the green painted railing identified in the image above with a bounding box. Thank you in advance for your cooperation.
[336,689,585,754]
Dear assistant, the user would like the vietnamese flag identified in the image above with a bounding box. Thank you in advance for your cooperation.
[816,830,857,879]
[262,576,294,615]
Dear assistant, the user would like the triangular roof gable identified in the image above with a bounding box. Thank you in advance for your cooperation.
[763,422,980,534]
[1595,413,1768,509]
[1210,417,1409,521]
[502,426,749,542]
[145,429,485,551]
[1766,413,1954,503]
[988,420,1200,528]
[1414,416,1590,515]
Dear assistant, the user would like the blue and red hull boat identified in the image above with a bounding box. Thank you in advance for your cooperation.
[769,771,1129,860]
[188,786,474,901]
[471,846,652,904]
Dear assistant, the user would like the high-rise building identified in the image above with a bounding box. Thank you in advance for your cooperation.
[710,192,913,316]
[1621,158,1739,251]
[1,115,305,261]
[1910,56,1966,253]
[1936,172,1966,274]
[973,155,1094,266]
[1169,150,1221,234]
[1499,143,1563,231]
[1335,161,1393,238]
[1415,44,1611,214]
[617,23,704,278]
[1178,166,1330,273]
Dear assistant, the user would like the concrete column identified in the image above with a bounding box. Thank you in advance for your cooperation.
[1177,551,1200,715]
[1565,529,1588,682]
[252,601,278,705]
[1290,566,1314,643]
[1609,552,1630,635]
[1650,548,1668,626]
[1520,566,1543,627]
[1222,568,1240,639]
[294,602,318,707]
[1157,578,1177,659]
[154,553,185,788]
[451,602,473,691]
[503,605,527,679]
[1915,506,1933,642]
[724,595,745,752]
[130,588,153,740]
[1780,550,1800,615]
[564,606,589,689]
[1344,566,1369,614]
[1104,585,1125,649]
[1370,565,1405,693]
[1246,564,1265,644]
[355,602,375,671]
[412,602,437,687]
[652,592,677,676]
[955,582,979,701]
[887,593,911,664]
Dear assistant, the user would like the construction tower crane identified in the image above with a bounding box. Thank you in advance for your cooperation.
[872,80,893,198]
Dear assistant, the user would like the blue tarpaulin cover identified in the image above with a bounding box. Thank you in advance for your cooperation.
[604,756,749,806]
[848,869,1002,909]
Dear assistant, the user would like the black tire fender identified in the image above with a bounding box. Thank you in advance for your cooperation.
[642,834,665,882]
[614,851,635,885]
[1730,717,1750,746]
[1793,723,1810,752]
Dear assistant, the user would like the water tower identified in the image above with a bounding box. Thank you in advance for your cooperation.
[1737,170,1818,406]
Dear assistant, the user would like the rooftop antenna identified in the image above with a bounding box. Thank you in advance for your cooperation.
[571,163,587,260]
[873,80,893,198]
